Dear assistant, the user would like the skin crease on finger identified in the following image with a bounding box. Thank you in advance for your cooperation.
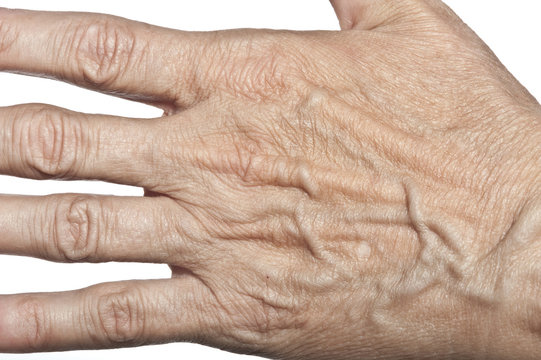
[0,1,540,359]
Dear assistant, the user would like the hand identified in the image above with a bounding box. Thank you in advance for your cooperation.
[1,1,540,358]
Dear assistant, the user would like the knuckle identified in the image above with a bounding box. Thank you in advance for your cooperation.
[198,122,273,184]
[215,120,282,184]
[216,33,295,99]
[16,297,51,350]
[220,292,304,350]
[223,141,265,183]
[72,19,137,86]
[18,105,82,178]
[94,288,146,345]
[247,301,284,335]
[244,44,285,94]
[52,196,101,262]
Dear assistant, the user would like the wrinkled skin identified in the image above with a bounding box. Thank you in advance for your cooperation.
[0,1,540,359]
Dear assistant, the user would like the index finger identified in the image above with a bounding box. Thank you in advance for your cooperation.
[0,8,208,108]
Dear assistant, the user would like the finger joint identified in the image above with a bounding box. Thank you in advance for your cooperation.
[94,288,146,345]
[18,105,83,178]
[51,196,101,262]
[72,19,137,86]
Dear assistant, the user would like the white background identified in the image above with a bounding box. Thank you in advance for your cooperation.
[0,1,540,359]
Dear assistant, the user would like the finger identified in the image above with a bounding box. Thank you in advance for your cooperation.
[0,194,197,264]
[330,0,454,31]
[0,104,162,187]
[330,0,399,30]
[0,278,215,352]
[0,8,207,108]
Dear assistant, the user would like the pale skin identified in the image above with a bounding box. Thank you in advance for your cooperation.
[0,0,540,358]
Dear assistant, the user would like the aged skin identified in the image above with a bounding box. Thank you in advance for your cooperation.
[0,0,540,359]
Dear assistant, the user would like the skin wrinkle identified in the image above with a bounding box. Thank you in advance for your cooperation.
[0,2,540,359]
[306,88,458,186]
[77,21,135,87]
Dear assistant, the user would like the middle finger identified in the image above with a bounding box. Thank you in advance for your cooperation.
[0,194,202,265]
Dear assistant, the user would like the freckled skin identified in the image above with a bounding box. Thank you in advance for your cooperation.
[0,1,539,359]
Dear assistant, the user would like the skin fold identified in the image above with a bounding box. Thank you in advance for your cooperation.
[0,0,540,358]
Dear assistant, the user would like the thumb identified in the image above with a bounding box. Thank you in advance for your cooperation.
[330,0,447,31]
[330,0,378,30]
